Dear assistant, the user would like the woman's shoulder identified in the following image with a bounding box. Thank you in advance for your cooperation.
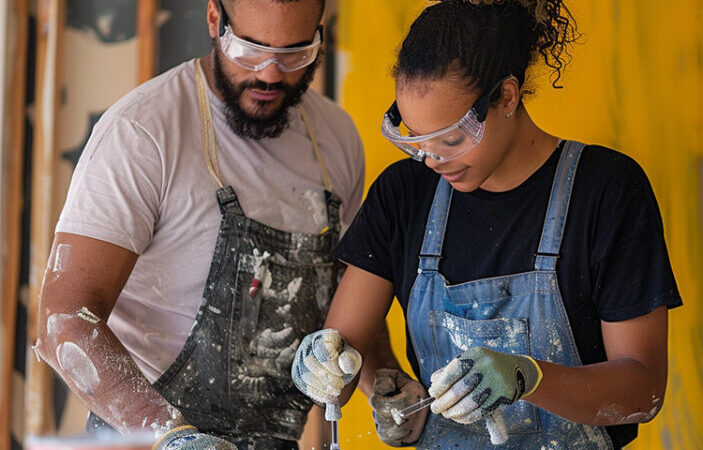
[580,144,648,177]
[577,143,653,192]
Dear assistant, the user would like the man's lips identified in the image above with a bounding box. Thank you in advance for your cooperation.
[248,89,281,101]
[439,167,468,182]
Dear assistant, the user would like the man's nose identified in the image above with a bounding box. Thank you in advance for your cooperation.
[254,60,285,85]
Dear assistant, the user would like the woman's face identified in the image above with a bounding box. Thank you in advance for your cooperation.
[396,76,515,193]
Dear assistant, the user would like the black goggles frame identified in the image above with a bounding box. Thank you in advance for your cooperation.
[385,77,508,129]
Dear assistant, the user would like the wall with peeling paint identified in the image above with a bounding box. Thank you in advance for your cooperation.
[336,1,702,449]
[11,1,212,446]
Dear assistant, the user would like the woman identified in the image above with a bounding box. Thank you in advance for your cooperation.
[292,0,681,448]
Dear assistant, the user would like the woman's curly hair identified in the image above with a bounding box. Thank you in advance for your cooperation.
[469,0,578,87]
[394,0,579,93]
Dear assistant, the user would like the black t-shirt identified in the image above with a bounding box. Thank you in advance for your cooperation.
[333,142,682,448]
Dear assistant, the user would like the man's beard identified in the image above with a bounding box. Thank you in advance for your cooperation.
[212,43,319,140]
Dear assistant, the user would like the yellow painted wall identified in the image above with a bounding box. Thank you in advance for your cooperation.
[335,1,703,449]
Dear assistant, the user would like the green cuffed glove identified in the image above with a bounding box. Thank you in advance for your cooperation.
[428,347,543,425]
[153,426,239,450]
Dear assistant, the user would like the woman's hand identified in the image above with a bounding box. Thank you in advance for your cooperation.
[428,347,542,424]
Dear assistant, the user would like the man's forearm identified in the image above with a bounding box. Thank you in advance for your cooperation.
[37,306,187,436]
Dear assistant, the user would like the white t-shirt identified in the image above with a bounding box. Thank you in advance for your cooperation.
[56,59,365,382]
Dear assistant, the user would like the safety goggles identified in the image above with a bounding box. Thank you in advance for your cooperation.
[381,76,512,162]
[217,0,322,73]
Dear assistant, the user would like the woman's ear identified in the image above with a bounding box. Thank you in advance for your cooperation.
[500,77,521,117]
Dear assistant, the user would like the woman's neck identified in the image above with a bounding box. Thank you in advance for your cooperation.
[480,109,559,192]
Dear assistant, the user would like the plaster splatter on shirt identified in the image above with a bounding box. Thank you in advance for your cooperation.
[303,189,328,231]
[56,341,100,395]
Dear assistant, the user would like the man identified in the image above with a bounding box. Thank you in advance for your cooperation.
[35,0,365,448]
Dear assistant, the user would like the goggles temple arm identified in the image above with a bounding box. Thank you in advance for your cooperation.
[217,0,229,37]
[386,102,402,127]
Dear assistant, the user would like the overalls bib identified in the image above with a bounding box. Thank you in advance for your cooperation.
[88,60,341,449]
[408,141,614,449]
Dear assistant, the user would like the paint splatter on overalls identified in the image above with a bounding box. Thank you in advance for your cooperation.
[88,60,341,450]
[408,141,614,449]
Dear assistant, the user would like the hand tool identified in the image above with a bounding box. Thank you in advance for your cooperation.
[325,402,342,450]
[393,396,509,445]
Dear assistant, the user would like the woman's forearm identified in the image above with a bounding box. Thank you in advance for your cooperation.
[526,358,664,425]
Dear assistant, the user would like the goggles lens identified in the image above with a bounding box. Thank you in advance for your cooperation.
[220,25,321,73]
[380,77,510,162]
[381,106,484,162]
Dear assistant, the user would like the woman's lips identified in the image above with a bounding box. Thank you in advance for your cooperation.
[440,167,468,182]
[248,89,281,101]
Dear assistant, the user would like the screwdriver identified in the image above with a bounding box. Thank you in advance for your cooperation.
[325,403,341,450]
[392,397,508,445]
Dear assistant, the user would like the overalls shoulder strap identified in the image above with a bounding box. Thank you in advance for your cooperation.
[418,177,453,272]
[534,140,586,271]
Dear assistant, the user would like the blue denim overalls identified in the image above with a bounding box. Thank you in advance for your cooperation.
[408,141,614,449]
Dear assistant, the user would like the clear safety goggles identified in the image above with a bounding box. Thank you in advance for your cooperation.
[381,77,512,162]
[217,1,322,73]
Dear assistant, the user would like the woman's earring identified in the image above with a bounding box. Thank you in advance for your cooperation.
[506,110,515,118]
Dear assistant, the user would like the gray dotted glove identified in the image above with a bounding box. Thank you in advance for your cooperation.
[370,369,428,447]
[291,329,362,406]
[153,426,239,450]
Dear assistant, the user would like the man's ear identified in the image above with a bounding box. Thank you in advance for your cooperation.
[206,0,221,40]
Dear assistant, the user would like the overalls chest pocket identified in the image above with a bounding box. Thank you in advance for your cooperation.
[429,310,541,436]
[233,253,336,380]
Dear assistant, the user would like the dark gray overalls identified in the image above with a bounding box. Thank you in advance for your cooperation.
[88,60,341,450]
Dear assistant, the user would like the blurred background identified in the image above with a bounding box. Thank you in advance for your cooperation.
[0,0,700,448]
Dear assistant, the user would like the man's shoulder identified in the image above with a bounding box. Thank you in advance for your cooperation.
[301,90,357,131]
[104,60,196,124]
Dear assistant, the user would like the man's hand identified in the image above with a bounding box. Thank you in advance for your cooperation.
[429,347,542,424]
[370,369,428,447]
[291,329,362,406]
[153,426,238,450]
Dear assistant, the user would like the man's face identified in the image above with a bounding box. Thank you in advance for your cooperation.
[208,0,323,139]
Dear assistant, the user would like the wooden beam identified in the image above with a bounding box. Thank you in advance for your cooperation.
[137,0,159,84]
[1,0,29,446]
[25,0,65,437]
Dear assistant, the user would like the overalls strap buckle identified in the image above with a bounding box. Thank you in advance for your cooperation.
[216,186,244,215]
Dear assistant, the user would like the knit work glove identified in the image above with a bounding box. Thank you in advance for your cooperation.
[291,329,363,406]
[370,369,428,447]
[152,426,239,450]
[428,347,543,424]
